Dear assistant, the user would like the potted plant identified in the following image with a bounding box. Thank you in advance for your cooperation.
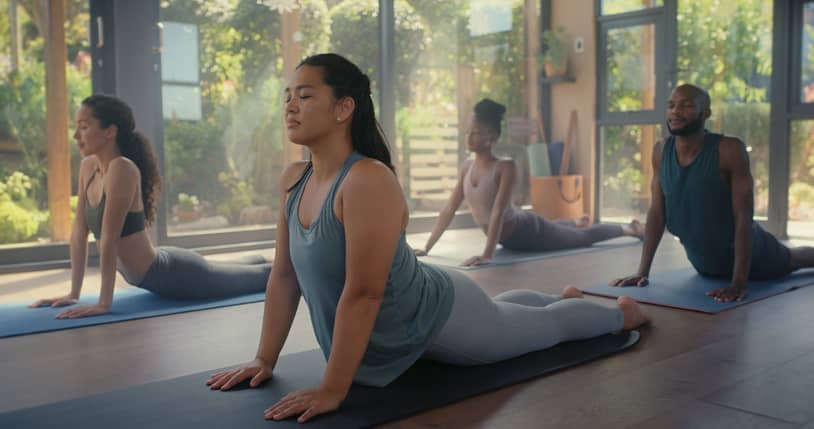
[541,26,569,78]
[175,192,201,222]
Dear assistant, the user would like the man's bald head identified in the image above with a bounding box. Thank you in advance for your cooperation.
[672,84,711,112]
[666,84,711,136]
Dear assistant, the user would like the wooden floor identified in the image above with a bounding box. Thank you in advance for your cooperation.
[2,230,814,428]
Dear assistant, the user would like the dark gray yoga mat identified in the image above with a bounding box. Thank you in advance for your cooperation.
[0,331,639,428]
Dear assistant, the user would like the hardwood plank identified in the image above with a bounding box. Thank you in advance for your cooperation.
[705,349,814,424]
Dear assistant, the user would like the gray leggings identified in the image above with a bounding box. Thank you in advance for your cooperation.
[137,246,271,299]
[424,268,623,365]
[500,210,624,252]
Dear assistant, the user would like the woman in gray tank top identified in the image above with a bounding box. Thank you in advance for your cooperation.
[415,98,644,267]
[28,95,271,319]
[206,54,650,423]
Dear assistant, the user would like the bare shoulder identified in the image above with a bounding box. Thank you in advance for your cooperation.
[107,156,140,181]
[718,136,749,167]
[345,158,399,189]
[719,136,747,154]
[497,158,517,171]
[279,160,311,193]
[79,156,100,179]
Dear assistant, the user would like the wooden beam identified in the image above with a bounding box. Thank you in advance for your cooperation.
[43,0,71,242]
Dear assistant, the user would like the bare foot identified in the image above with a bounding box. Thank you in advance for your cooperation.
[622,219,645,240]
[617,296,650,329]
[575,214,591,228]
[561,285,584,299]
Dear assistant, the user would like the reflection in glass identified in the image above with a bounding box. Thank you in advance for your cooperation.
[606,24,656,112]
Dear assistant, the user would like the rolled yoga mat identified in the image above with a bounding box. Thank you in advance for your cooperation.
[0,287,266,338]
[584,267,814,314]
[0,331,639,428]
[526,142,552,176]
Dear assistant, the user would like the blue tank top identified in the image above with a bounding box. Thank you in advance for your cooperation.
[285,152,455,387]
[660,132,768,276]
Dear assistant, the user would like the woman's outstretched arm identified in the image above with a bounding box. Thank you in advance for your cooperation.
[416,159,469,255]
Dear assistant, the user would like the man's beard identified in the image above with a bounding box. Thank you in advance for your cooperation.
[667,112,705,136]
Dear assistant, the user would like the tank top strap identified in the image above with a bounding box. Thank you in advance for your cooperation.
[321,152,366,217]
[85,168,99,194]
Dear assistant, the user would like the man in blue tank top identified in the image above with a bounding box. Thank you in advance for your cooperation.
[612,84,814,302]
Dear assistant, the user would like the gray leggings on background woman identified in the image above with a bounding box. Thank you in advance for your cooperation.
[500,210,624,252]
[138,247,271,299]
[424,267,623,365]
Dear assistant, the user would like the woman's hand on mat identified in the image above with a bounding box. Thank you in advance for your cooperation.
[264,385,344,423]
[206,358,273,391]
[610,275,649,287]
[55,303,110,319]
[461,255,492,267]
[706,285,747,302]
[29,295,78,308]
[413,248,428,256]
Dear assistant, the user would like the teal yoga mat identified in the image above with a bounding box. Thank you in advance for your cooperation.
[584,267,814,314]
[0,288,266,338]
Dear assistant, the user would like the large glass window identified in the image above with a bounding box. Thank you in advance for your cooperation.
[800,2,814,103]
[677,0,773,219]
[601,0,663,16]
[789,120,814,237]
[0,0,91,248]
[158,0,363,236]
[606,23,656,113]
[600,124,660,222]
[397,0,540,214]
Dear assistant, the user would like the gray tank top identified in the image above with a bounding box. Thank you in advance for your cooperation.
[285,152,455,387]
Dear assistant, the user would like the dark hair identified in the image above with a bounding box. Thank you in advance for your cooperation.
[297,53,394,171]
[474,98,507,137]
[81,94,161,224]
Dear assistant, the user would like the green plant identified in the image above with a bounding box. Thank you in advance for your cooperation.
[0,170,48,243]
[216,171,255,224]
[177,193,201,212]
[540,26,568,67]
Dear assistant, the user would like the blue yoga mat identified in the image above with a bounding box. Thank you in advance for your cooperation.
[0,288,266,338]
[584,267,814,314]
[418,236,641,270]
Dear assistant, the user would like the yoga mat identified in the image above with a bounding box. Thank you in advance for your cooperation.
[0,331,639,428]
[414,229,641,270]
[584,267,814,314]
[526,142,552,176]
[0,288,266,338]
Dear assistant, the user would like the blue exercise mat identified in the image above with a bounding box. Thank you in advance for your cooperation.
[584,267,814,314]
[0,331,639,428]
[418,236,641,270]
[0,288,266,338]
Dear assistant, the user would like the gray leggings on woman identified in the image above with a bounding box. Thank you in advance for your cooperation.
[424,268,623,365]
[500,210,625,252]
[137,246,271,299]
